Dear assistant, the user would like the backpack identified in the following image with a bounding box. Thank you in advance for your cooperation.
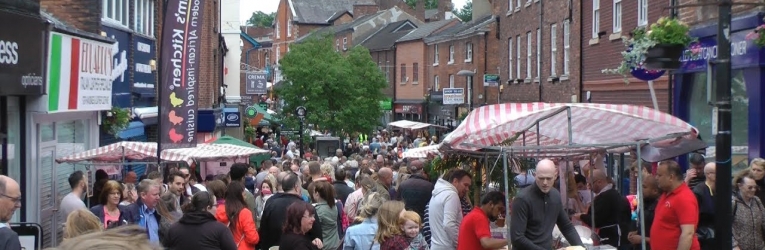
[336,199,349,236]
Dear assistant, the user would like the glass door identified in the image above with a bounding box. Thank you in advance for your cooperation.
[37,122,57,248]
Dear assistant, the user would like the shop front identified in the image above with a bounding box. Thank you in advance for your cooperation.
[198,108,225,142]
[379,98,392,126]
[672,12,765,170]
[0,7,47,223]
[393,102,424,122]
[26,31,114,247]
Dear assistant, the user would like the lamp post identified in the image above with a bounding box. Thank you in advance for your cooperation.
[457,70,476,112]
[295,106,307,159]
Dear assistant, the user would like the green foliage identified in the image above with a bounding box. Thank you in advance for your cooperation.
[247,11,275,27]
[404,0,438,9]
[277,34,387,136]
[103,107,131,135]
[749,25,765,47]
[454,1,472,22]
[648,17,693,46]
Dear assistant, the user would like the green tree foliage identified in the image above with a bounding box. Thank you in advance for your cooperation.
[277,35,387,136]
[247,11,275,27]
[405,0,438,9]
[454,1,472,22]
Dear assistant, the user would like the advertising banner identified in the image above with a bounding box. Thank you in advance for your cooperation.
[101,26,131,107]
[0,10,46,96]
[442,88,465,105]
[46,32,114,112]
[159,0,205,149]
[133,35,156,97]
[245,72,268,94]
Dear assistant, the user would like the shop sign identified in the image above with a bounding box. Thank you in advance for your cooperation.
[443,88,465,105]
[680,29,760,72]
[46,32,114,112]
[159,0,207,149]
[224,110,241,127]
[102,26,131,107]
[483,74,499,87]
[133,35,156,98]
[245,72,268,95]
[379,98,392,110]
[0,11,46,96]
[394,104,421,114]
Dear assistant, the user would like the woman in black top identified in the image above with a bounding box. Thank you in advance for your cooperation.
[280,202,324,250]
[165,191,237,250]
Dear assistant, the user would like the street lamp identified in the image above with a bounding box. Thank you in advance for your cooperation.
[457,69,476,111]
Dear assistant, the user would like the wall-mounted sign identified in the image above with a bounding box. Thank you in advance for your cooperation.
[0,10,46,96]
[679,29,760,72]
[245,72,268,94]
[443,88,465,105]
[102,26,131,107]
[224,109,241,127]
[483,74,499,87]
[46,32,114,112]
[133,35,156,98]
[394,104,422,114]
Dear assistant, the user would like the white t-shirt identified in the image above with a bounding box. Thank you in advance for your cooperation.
[59,193,86,218]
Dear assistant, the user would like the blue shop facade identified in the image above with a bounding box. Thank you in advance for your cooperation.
[673,12,765,170]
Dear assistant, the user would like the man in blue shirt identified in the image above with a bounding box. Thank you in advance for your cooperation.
[124,179,162,242]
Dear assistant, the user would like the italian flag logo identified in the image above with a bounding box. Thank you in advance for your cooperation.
[47,32,113,112]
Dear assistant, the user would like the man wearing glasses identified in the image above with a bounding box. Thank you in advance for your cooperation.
[0,175,22,249]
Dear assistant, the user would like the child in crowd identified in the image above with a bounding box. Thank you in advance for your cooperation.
[400,210,429,250]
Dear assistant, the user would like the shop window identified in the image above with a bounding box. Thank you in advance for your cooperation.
[102,0,130,27]
[688,70,749,164]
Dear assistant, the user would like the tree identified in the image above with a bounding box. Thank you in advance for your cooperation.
[454,1,472,22]
[405,0,438,9]
[247,11,275,27]
[277,35,387,136]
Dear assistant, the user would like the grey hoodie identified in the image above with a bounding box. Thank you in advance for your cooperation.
[427,178,462,250]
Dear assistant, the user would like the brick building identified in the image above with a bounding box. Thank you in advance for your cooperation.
[241,26,273,72]
[581,0,670,111]
[496,0,581,104]
[671,3,764,164]
[424,14,499,120]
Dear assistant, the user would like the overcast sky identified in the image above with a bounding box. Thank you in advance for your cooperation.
[240,0,470,23]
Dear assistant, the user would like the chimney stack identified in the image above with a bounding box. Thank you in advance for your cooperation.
[415,0,426,22]
[437,0,453,20]
[472,0,492,20]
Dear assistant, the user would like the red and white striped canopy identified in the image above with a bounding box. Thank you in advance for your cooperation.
[442,103,697,158]
[389,120,445,130]
[56,142,269,164]
[402,144,442,159]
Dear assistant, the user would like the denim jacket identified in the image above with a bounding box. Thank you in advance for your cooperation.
[343,217,380,250]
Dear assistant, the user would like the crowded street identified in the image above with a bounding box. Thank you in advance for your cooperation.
[0,0,761,249]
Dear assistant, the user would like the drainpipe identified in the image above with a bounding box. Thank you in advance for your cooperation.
[578,0,584,102]
[483,31,488,105]
[538,0,544,101]
[392,46,397,124]
[667,0,677,111]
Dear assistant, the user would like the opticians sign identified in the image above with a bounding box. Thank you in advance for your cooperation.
[0,10,46,96]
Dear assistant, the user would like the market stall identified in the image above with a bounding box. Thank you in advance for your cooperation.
[441,102,704,250]
[401,144,442,159]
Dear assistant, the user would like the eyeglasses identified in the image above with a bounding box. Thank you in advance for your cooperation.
[0,193,22,205]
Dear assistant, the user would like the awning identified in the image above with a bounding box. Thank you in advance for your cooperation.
[388,120,446,130]
[251,104,279,124]
[56,141,270,164]
[117,121,146,139]
[134,106,158,125]
[402,144,441,159]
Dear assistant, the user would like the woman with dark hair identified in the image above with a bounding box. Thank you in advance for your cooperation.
[165,191,237,250]
[308,181,340,250]
[206,180,227,206]
[215,182,260,250]
[89,180,127,228]
[158,192,183,245]
[280,202,323,250]
[254,179,274,227]
[89,169,109,206]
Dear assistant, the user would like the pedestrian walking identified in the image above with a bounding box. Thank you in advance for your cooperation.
[165,191,237,250]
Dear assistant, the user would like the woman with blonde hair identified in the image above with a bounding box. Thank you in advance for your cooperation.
[375,201,407,250]
[63,209,103,239]
[50,226,163,250]
[747,158,765,201]
[344,192,386,250]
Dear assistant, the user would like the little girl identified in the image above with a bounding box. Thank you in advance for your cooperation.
[400,211,429,250]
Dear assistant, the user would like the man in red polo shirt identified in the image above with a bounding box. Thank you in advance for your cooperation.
[457,191,508,250]
[651,160,701,250]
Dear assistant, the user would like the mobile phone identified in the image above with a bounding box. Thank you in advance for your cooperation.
[10,223,42,250]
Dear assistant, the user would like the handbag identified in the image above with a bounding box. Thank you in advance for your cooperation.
[226,221,246,247]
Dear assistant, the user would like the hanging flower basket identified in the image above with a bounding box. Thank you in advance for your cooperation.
[746,24,765,47]
[102,107,131,135]
[643,43,686,69]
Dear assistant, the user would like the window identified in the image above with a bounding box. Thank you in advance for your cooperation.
[563,20,570,75]
[638,0,648,26]
[400,64,407,82]
[448,45,454,63]
[287,20,292,37]
[133,0,155,36]
[613,0,622,33]
[449,74,455,88]
[342,38,348,50]
[689,70,749,153]
[516,35,521,79]
[336,40,340,51]
[276,45,280,65]
[102,0,130,26]
[434,44,439,65]
[465,43,473,62]
[536,29,541,78]
[413,63,419,82]
[526,32,532,79]
[551,24,557,76]
[508,0,513,11]
[276,21,280,39]
[434,75,440,90]
[592,0,600,38]
[508,38,513,80]
[517,0,522,9]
